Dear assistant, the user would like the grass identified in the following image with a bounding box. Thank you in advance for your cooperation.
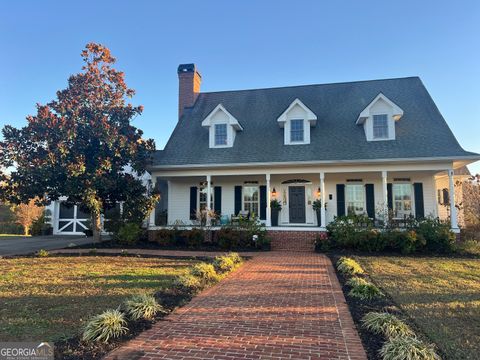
[0,256,196,341]
[357,255,480,360]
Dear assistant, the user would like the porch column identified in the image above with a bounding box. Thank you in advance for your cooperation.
[320,171,326,227]
[148,176,157,228]
[382,171,388,225]
[448,169,460,232]
[266,173,272,226]
[206,174,212,225]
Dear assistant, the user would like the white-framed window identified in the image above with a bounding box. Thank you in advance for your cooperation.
[214,123,227,146]
[345,184,365,215]
[243,186,259,216]
[393,183,413,218]
[199,186,214,211]
[373,114,389,139]
[290,119,304,142]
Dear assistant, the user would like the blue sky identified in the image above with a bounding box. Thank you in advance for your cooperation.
[1,0,479,173]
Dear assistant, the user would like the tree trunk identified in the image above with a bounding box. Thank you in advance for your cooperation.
[91,212,102,242]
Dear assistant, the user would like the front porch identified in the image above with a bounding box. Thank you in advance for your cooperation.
[149,164,461,233]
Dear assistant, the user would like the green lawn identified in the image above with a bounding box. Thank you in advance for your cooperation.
[0,256,196,341]
[357,256,480,360]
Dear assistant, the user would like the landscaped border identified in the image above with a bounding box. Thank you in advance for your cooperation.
[329,253,445,360]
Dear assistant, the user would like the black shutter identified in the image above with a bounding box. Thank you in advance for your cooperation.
[259,186,267,220]
[414,183,425,219]
[234,186,242,215]
[189,186,197,220]
[214,186,222,215]
[442,188,450,205]
[387,183,393,210]
[365,184,375,219]
[336,184,345,217]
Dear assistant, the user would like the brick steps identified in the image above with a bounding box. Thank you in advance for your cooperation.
[268,230,322,252]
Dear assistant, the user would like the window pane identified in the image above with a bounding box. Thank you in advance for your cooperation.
[214,124,227,145]
[59,202,74,219]
[373,114,388,139]
[243,186,259,216]
[346,184,365,215]
[393,184,413,217]
[290,119,304,142]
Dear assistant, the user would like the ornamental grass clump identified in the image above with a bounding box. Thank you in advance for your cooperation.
[336,257,364,276]
[172,274,202,294]
[362,312,414,339]
[226,252,243,265]
[190,262,220,284]
[348,278,383,300]
[213,255,237,274]
[82,309,128,343]
[37,249,49,257]
[380,336,440,360]
[124,294,165,321]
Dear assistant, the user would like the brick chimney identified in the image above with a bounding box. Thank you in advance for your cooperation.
[177,63,201,119]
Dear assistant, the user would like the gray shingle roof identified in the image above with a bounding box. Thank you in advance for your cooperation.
[153,77,478,167]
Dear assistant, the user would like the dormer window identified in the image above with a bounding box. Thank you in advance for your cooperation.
[202,104,243,148]
[373,114,389,139]
[214,124,227,146]
[356,93,403,142]
[277,99,317,145]
[290,119,304,142]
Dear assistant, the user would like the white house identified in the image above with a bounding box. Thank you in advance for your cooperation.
[147,64,479,246]
[49,64,479,246]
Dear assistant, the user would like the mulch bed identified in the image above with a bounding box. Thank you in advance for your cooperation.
[54,288,191,360]
[72,239,267,252]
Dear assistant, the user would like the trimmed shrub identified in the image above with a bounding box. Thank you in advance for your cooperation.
[216,228,243,249]
[348,279,383,300]
[172,274,202,294]
[416,217,455,253]
[185,228,205,248]
[0,222,24,234]
[362,312,414,339]
[116,223,142,245]
[382,230,426,254]
[124,294,165,321]
[190,262,220,284]
[380,336,440,360]
[82,309,128,343]
[327,215,373,248]
[355,229,388,252]
[154,229,175,246]
[213,255,237,274]
[336,257,364,276]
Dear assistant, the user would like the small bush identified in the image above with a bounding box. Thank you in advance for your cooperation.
[382,230,426,254]
[154,229,175,246]
[82,309,128,343]
[327,215,373,248]
[124,294,165,321]
[362,312,414,339]
[37,249,49,257]
[185,228,205,248]
[380,336,440,360]
[0,222,24,234]
[213,255,237,273]
[116,223,142,245]
[346,276,368,288]
[172,274,202,294]
[190,262,219,284]
[454,239,480,257]
[336,257,364,276]
[216,228,242,249]
[416,217,455,253]
[348,279,383,300]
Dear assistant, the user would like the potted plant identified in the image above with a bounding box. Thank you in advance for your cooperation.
[270,199,282,226]
[312,199,322,227]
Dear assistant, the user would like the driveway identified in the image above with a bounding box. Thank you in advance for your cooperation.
[106,252,366,360]
[0,235,98,256]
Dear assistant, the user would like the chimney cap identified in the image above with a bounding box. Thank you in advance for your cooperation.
[177,63,201,78]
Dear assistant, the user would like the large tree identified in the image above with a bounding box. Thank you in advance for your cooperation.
[0,43,157,241]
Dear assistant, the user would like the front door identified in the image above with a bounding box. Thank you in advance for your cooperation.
[289,186,306,223]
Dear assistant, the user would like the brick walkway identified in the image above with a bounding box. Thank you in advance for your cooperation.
[105,252,366,360]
